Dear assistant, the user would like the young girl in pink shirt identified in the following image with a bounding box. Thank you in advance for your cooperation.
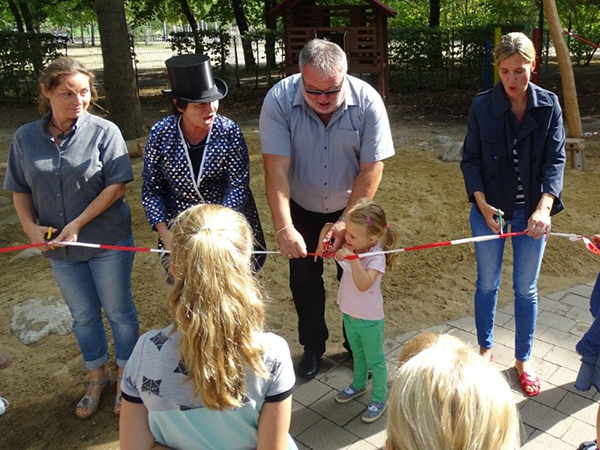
[319,200,398,422]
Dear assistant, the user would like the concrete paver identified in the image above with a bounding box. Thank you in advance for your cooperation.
[296,418,359,449]
[289,280,598,449]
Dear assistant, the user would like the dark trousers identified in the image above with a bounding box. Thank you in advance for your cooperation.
[290,200,343,354]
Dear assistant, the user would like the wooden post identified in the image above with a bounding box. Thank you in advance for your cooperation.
[542,0,585,170]
[493,27,501,85]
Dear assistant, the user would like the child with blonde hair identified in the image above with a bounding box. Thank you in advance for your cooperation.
[120,204,296,450]
[386,337,520,450]
[396,332,464,367]
[319,199,398,422]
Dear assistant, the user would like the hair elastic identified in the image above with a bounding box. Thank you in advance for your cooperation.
[366,216,372,227]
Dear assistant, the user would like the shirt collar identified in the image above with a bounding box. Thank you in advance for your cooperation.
[492,82,553,117]
[42,111,90,133]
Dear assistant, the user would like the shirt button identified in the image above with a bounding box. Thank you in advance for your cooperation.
[324,183,327,185]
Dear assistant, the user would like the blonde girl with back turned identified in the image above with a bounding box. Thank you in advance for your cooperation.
[386,337,520,450]
[319,199,398,422]
[120,204,297,450]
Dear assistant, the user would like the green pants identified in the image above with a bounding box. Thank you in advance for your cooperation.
[343,314,387,403]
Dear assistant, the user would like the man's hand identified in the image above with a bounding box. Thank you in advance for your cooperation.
[277,225,307,259]
[324,220,346,253]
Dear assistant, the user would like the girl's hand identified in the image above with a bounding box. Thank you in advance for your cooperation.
[335,247,354,262]
[314,222,334,262]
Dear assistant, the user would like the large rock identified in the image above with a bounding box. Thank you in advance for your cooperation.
[0,196,10,206]
[439,142,463,162]
[11,247,42,261]
[0,215,20,227]
[10,297,72,345]
[428,135,454,149]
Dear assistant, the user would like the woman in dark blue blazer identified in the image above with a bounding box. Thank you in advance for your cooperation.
[460,32,566,397]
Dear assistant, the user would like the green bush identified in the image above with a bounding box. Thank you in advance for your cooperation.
[0,32,68,101]
[168,29,231,78]
[387,24,525,92]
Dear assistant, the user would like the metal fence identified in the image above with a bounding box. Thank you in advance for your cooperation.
[62,32,285,94]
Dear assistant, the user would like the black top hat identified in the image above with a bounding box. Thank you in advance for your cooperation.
[163,54,228,103]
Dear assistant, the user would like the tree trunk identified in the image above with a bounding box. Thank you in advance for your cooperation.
[7,0,24,33]
[428,0,442,67]
[231,0,256,68]
[177,0,202,53]
[94,0,146,140]
[18,1,34,33]
[429,0,440,27]
[542,0,582,138]
[264,0,277,68]
[90,22,96,47]
[80,22,85,47]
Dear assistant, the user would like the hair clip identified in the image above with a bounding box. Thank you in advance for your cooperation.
[366,216,372,227]
[386,223,390,230]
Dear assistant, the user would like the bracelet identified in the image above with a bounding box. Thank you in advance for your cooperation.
[276,224,294,235]
[338,214,346,223]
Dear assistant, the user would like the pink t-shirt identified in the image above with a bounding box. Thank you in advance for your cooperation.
[337,244,386,320]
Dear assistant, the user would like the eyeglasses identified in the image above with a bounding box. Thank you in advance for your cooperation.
[302,76,344,96]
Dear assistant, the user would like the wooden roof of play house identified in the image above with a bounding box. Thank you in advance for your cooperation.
[268,0,397,99]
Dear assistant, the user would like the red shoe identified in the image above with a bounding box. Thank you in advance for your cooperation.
[518,371,541,397]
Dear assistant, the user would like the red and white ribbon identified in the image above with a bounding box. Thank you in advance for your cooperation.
[1,231,598,258]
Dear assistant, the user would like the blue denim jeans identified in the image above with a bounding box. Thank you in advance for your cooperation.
[50,235,139,370]
[470,204,546,361]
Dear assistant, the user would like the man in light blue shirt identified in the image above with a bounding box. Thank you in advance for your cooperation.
[260,39,394,378]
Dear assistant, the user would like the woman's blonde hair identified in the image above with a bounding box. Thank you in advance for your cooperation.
[387,339,520,450]
[168,204,266,410]
[494,32,536,66]
[346,199,399,267]
[38,57,98,116]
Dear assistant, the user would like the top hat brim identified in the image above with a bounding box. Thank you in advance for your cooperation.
[162,77,228,103]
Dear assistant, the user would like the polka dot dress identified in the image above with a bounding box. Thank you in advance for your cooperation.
[142,114,266,258]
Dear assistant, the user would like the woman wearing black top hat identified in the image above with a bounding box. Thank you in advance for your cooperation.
[142,54,266,277]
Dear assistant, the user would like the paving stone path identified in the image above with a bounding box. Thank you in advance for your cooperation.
[289,280,597,449]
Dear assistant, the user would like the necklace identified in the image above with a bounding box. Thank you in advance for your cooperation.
[51,120,73,140]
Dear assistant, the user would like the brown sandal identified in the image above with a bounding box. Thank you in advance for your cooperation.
[114,376,123,416]
[76,375,109,420]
